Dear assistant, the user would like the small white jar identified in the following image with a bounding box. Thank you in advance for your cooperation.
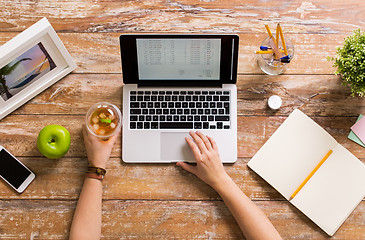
[268,95,282,110]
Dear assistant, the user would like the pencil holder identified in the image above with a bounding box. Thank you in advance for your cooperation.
[257,36,294,75]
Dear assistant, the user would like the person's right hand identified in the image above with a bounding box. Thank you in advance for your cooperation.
[176,131,231,190]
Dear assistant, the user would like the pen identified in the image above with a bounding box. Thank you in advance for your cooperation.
[289,149,333,201]
[280,55,292,63]
[279,58,291,63]
[260,46,270,51]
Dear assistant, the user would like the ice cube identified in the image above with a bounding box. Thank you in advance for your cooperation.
[93,124,100,131]
[92,117,98,124]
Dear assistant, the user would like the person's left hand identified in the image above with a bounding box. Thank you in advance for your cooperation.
[82,125,120,169]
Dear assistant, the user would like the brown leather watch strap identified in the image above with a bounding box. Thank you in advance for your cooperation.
[87,166,106,176]
[85,172,104,180]
[86,166,106,181]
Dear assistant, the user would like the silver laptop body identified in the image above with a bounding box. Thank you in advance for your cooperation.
[120,34,238,163]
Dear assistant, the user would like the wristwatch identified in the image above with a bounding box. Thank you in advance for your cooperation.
[85,166,106,180]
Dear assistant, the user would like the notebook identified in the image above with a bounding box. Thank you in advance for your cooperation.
[247,109,365,236]
[120,34,238,163]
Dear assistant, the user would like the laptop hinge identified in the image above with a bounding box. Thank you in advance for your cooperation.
[137,82,223,88]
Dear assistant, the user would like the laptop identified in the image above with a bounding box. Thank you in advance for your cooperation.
[120,34,239,163]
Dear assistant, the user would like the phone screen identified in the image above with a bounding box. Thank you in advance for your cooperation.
[0,149,32,189]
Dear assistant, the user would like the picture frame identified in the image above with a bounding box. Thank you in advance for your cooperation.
[0,17,77,120]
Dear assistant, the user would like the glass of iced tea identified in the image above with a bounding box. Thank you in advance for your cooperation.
[85,102,122,140]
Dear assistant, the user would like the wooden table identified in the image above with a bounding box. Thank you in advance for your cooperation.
[1,0,364,239]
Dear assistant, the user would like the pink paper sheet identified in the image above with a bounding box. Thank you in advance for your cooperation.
[350,116,365,144]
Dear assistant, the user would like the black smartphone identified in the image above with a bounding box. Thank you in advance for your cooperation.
[0,146,35,193]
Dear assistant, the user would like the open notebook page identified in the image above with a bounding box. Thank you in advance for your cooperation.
[290,143,365,236]
[248,109,338,199]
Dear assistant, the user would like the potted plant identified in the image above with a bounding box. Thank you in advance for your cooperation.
[328,29,365,97]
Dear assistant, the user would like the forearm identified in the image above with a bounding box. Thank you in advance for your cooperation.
[69,177,103,240]
[214,177,282,240]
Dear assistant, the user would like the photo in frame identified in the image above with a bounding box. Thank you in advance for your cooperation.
[0,17,76,120]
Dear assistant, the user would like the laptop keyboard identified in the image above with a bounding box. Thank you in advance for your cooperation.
[129,90,230,130]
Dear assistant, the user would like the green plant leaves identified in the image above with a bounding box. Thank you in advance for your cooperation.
[330,29,365,97]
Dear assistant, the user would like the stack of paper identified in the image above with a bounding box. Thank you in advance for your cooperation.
[348,114,365,147]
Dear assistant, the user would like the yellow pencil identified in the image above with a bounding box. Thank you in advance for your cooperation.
[255,49,284,54]
[276,24,280,47]
[289,149,333,201]
[277,23,288,56]
[265,24,277,47]
[255,50,274,54]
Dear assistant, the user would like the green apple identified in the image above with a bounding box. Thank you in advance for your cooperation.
[37,124,71,159]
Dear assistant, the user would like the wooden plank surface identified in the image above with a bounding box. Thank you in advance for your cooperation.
[1,200,364,239]
[1,0,365,34]
[1,0,365,239]
[0,156,364,202]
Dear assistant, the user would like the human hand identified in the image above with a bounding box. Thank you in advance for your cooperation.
[82,125,120,169]
[176,131,231,190]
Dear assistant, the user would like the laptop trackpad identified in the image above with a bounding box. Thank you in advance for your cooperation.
[161,132,195,162]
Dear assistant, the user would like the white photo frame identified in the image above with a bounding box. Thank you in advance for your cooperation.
[0,17,77,120]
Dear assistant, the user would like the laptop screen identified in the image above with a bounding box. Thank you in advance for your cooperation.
[136,39,221,80]
[120,34,239,86]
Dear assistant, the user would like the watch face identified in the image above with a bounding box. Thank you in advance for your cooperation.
[95,168,106,175]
